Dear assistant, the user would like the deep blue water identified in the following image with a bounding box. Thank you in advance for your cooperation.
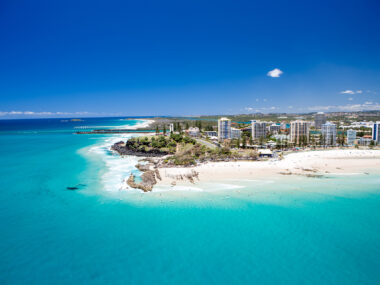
[0,117,379,284]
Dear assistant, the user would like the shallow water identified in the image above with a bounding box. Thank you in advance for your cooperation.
[0,118,379,284]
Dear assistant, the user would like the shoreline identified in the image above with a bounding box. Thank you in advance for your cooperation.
[154,149,380,189]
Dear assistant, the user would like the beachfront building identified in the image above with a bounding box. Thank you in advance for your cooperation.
[187,127,200,137]
[251,121,267,140]
[314,112,327,129]
[231,128,242,139]
[290,120,310,145]
[169,123,174,133]
[359,136,372,146]
[346,129,356,145]
[218,117,231,140]
[321,122,337,146]
[269,124,281,134]
[372,121,380,144]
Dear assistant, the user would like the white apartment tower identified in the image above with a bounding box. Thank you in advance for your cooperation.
[251,121,267,140]
[218,117,231,140]
[321,122,337,146]
[290,120,310,145]
[346,129,356,145]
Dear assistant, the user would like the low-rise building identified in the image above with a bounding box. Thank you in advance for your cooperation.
[204,131,217,137]
[269,124,281,134]
[231,128,242,139]
[359,136,372,146]
[187,127,200,137]
[258,149,273,158]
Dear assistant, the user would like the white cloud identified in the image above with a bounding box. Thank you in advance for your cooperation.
[348,97,353,101]
[267,68,283,78]
[356,90,363,94]
[244,107,254,112]
[307,102,380,112]
[340,90,355,94]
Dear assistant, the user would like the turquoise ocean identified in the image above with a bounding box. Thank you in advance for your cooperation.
[0,117,379,284]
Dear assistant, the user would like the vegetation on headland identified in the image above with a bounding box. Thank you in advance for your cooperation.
[112,133,260,167]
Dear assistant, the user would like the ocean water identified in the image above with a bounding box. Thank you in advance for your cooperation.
[0,118,379,284]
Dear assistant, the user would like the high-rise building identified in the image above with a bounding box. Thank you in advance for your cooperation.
[346,129,356,145]
[321,122,337,146]
[218,117,231,140]
[251,120,267,140]
[290,120,310,145]
[169,123,174,133]
[314,112,327,129]
[231,128,242,139]
[373,121,380,144]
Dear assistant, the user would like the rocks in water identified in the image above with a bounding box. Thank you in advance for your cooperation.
[127,170,157,192]
[66,187,79,190]
[66,183,86,191]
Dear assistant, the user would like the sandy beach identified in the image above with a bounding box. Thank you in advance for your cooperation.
[156,149,380,187]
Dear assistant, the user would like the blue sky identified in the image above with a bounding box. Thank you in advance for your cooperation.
[0,0,379,118]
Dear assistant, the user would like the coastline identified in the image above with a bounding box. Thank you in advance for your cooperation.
[155,149,380,189]
[119,118,155,129]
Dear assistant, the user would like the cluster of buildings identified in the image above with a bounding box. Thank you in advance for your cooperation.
[178,112,380,148]
[213,113,380,147]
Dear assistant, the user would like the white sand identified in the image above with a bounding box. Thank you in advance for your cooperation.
[156,149,380,187]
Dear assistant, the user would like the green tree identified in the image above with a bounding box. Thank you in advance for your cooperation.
[178,123,182,133]
[259,136,265,147]
[242,135,247,148]
[163,125,166,135]
[155,125,159,135]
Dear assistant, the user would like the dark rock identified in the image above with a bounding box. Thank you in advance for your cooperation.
[66,187,79,190]
[111,141,168,157]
